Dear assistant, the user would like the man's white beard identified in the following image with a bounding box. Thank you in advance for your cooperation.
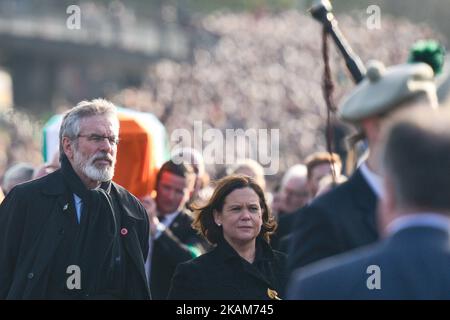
[74,149,115,183]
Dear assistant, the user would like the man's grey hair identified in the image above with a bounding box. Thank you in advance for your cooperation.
[2,162,35,194]
[59,99,119,160]
[227,158,266,191]
[281,164,307,188]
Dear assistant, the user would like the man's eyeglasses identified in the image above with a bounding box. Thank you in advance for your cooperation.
[77,134,119,145]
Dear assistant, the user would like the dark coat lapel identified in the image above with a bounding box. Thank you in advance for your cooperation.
[241,261,273,288]
[110,184,149,297]
[168,210,189,236]
[349,168,379,240]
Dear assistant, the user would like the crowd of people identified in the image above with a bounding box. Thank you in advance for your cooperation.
[0,10,442,181]
[2,57,450,299]
[1,8,450,300]
[112,9,442,179]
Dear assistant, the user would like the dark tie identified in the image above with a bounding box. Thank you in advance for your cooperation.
[158,215,166,224]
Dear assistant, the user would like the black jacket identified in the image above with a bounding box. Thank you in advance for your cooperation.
[287,168,379,275]
[168,238,287,300]
[0,170,151,299]
[150,210,210,300]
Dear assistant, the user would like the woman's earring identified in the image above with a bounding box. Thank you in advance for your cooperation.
[217,223,221,226]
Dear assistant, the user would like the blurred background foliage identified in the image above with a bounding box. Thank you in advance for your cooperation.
[0,0,449,183]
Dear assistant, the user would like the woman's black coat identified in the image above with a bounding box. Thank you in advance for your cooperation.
[168,238,287,300]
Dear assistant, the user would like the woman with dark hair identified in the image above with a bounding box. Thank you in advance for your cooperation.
[168,175,287,300]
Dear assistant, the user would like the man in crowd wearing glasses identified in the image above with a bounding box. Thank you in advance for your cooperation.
[0,99,151,299]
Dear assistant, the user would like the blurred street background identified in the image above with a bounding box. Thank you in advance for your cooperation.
[1,0,449,186]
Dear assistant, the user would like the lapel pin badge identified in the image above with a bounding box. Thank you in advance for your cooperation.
[267,288,282,300]
[120,228,128,236]
[63,203,69,211]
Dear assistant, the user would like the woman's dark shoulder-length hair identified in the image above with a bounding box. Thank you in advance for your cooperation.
[192,174,276,245]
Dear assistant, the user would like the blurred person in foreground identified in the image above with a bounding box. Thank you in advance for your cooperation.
[287,61,439,274]
[0,99,150,299]
[288,107,450,299]
[168,175,287,300]
[1,163,35,195]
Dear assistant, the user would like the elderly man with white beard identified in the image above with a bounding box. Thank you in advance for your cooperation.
[0,99,151,299]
